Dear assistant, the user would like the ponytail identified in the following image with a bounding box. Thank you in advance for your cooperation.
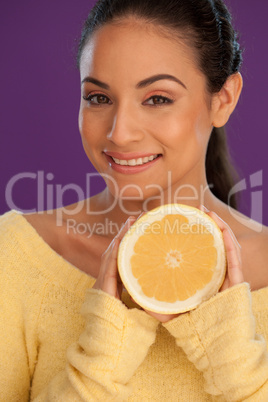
[205,127,239,209]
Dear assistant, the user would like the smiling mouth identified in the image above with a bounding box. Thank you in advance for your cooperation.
[110,154,160,166]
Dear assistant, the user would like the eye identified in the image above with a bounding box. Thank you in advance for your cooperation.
[83,93,111,105]
[144,95,174,106]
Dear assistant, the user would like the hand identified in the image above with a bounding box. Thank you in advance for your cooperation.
[144,310,180,323]
[201,207,244,291]
[93,216,136,299]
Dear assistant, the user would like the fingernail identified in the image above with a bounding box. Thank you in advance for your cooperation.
[201,205,209,212]
[126,216,137,228]
[109,238,115,247]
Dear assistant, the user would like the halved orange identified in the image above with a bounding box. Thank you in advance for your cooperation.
[118,204,226,314]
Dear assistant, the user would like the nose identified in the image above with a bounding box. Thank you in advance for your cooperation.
[107,102,144,147]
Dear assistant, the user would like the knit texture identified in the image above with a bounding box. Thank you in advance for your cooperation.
[0,210,267,401]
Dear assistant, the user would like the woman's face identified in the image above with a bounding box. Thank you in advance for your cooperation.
[79,20,217,202]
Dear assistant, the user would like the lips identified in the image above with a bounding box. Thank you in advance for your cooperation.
[111,154,159,166]
[104,152,162,174]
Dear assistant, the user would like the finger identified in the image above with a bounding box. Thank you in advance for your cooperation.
[199,206,243,290]
[222,227,244,286]
[206,210,241,251]
[101,236,117,261]
[101,216,135,259]
[199,204,209,213]
[102,237,121,294]
[106,238,120,277]
[144,309,179,323]
[208,211,242,268]
[101,235,119,264]
[116,216,137,241]
[101,217,136,276]
[137,211,145,219]
[199,206,241,252]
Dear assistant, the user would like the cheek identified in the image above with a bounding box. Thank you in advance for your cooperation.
[78,109,100,165]
[78,107,89,142]
[149,105,212,164]
[147,108,196,147]
[79,108,102,147]
[79,105,114,144]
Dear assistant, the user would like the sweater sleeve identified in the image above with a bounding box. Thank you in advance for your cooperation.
[163,283,268,401]
[0,276,32,401]
[34,289,159,401]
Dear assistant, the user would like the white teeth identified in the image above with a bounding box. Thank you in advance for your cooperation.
[111,154,159,166]
[128,159,137,166]
[119,160,128,166]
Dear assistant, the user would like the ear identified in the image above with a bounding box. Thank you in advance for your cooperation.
[211,73,243,128]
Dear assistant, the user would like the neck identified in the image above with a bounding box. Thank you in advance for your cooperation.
[89,171,220,228]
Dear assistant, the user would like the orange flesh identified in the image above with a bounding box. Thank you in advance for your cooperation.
[131,215,217,302]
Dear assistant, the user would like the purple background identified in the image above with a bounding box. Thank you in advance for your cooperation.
[1,0,267,225]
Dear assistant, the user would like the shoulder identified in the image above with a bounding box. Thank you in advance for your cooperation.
[214,203,268,291]
[0,209,63,272]
[0,210,41,287]
[22,209,60,251]
[0,210,26,247]
[20,204,111,278]
[239,225,268,291]
[0,209,61,255]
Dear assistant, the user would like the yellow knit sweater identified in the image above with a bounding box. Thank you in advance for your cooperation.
[0,210,268,401]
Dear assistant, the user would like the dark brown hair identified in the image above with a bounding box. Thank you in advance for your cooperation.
[77,0,243,209]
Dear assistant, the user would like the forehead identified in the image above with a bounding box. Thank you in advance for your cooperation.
[79,19,203,88]
[81,19,195,69]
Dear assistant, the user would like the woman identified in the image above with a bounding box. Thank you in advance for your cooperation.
[0,0,267,400]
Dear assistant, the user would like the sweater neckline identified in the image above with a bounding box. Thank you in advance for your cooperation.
[4,210,268,302]
[8,210,95,293]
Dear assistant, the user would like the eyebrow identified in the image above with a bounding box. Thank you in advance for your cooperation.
[136,74,187,90]
[81,77,110,89]
[81,74,187,90]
